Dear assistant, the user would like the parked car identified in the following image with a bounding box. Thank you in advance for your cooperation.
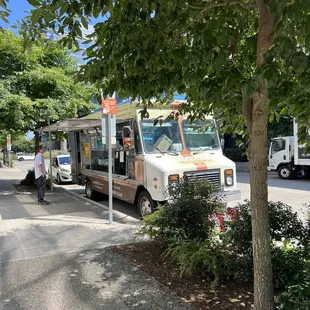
[51,154,72,184]
[17,153,35,161]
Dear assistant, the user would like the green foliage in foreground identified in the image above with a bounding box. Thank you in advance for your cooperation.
[138,181,310,307]
[137,178,224,242]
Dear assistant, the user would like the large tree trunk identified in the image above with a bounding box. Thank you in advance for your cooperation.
[243,1,277,310]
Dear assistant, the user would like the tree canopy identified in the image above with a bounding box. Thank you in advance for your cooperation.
[0,30,97,142]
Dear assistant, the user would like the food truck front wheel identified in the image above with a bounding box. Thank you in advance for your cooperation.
[85,178,99,200]
[137,190,156,219]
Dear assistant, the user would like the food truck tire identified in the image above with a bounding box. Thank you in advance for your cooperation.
[137,190,156,218]
[85,178,98,200]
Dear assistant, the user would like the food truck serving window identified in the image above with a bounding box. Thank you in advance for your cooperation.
[140,119,182,153]
[182,119,220,151]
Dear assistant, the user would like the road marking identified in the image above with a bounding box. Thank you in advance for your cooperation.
[0,213,2,220]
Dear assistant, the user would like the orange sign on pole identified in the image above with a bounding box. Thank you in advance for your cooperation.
[102,98,117,115]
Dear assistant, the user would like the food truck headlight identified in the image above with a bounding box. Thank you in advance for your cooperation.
[168,174,179,184]
[224,169,234,186]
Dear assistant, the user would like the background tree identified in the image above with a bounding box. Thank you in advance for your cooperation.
[0,30,98,152]
[11,134,35,153]
[26,1,310,309]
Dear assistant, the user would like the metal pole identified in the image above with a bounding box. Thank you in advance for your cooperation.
[108,113,113,224]
[48,118,53,192]
[7,134,11,168]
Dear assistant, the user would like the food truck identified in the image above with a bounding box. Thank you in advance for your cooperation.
[43,101,241,217]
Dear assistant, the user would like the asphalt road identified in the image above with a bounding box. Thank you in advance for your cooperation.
[13,158,50,174]
[235,172,309,220]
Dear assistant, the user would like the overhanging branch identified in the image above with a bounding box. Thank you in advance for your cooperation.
[187,1,255,11]
[172,1,255,43]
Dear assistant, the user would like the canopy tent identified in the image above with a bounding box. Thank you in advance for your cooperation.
[39,119,101,133]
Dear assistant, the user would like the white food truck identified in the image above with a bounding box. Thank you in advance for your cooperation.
[43,101,241,217]
[268,122,310,179]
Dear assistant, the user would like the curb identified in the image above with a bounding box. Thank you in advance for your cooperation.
[53,185,140,224]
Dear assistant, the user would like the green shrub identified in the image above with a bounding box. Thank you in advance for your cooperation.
[227,201,309,254]
[225,201,310,289]
[137,178,223,242]
[276,272,310,310]
[165,239,233,289]
[138,179,309,300]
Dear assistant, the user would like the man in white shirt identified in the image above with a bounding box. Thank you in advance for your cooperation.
[34,145,49,205]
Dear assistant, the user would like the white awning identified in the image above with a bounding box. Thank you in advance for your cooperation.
[39,119,101,132]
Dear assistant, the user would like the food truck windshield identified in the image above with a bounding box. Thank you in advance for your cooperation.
[141,119,182,153]
[140,118,220,154]
[182,119,220,151]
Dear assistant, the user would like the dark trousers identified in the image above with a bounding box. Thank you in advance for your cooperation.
[36,176,46,201]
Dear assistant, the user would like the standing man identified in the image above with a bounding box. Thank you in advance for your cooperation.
[34,145,49,205]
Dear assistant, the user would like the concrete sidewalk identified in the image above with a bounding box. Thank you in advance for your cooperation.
[0,165,22,195]
[0,249,192,310]
[0,167,139,263]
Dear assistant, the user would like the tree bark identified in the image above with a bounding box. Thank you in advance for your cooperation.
[247,1,277,310]
[34,131,41,154]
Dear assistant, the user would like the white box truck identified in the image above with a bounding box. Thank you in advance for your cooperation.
[268,122,310,179]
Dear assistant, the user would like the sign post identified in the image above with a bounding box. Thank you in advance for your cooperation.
[7,134,11,167]
[102,97,117,224]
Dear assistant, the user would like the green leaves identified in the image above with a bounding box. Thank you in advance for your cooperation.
[59,3,69,16]
[27,0,40,6]
[81,16,88,29]
[214,52,225,76]
[0,30,97,134]
[23,0,310,141]
[0,0,10,27]
[0,0,7,10]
